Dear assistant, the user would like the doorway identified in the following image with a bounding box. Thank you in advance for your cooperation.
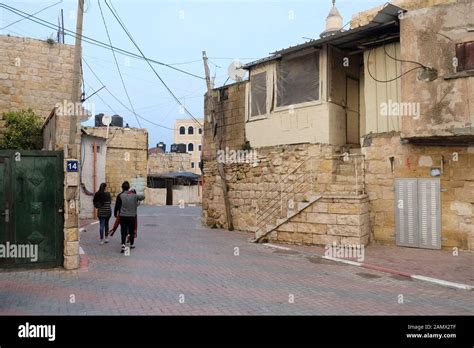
[165,179,173,206]
[0,151,64,268]
[346,76,360,145]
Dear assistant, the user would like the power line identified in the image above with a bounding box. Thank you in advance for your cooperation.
[0,3,205,80]
[367,48,422,83]
[83,58,175,131]
[382,44,426,68]
[0,0,62,30]
[105,0,202,127]
[97,0,141,127]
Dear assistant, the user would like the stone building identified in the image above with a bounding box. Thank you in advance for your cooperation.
[81,126,148,198]
[146,146,201,206]
[0,35,84,269]
[148,148,192,174]
[174,118,204,174]
[0,35,79,121]
[202,0,474,251]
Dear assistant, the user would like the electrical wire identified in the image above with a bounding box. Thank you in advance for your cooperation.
[0,3,205,80]
[83,58,175,131]
[382,44,426,68]
[97,0,141,127]
[105,0,202,127]
[367,47,422,83]
[0,0,63,30]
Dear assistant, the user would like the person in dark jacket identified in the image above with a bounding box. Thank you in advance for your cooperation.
[114,181,145,253]
[93,182,112,245]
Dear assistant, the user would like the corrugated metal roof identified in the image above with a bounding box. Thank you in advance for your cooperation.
[243,3,404,70]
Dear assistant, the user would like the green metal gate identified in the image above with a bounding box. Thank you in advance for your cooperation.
[0,151,64,268]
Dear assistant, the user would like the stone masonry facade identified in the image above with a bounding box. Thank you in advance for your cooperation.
[0,35,82,270]
[0,35,76,124]
[203,82,370,247]
[362,132,474,250]
[148,152,192,175]
[202,83,474,251]
[82,126,148,198]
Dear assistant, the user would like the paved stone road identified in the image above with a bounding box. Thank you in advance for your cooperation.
[0,206,472,315]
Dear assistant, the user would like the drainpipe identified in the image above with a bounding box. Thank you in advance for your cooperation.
[93,141,97,219]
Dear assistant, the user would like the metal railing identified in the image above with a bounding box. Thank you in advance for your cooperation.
[254,156,317,239]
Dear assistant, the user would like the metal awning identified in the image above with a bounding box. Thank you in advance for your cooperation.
[148,172,201,180]
[243,3,404,69]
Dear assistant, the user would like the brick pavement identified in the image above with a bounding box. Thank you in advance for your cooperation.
[0,206,472,315]
[289,243,474,287]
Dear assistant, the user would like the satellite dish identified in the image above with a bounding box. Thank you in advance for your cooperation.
[102,115,112,126]
[227,59,246,82]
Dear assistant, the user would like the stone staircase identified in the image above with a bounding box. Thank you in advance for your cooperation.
[325,148,365,197]
[251,148,368,244]
[251,156,321,243]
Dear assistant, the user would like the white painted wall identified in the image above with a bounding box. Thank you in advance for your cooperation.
[80,136,107,219]
[245,46,339,148]
[363,42,402,135]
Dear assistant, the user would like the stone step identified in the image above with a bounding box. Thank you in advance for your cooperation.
[325,184,363,194]
[334,175,358,183]
[350,148,362,155]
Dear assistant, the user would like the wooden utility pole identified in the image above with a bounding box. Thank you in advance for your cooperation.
[203,51,234,231]
[68,0,85,155]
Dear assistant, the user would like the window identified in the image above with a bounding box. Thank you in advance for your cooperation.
[191,162,195,169]
[188,126,194,135]
[198,144,202,151]
[92,145,101,153]
[456,41,474,72]
[219,88,229,101]
[179,126,185,135]
[198,128,202,135]
[277,51,320,107]
[250,72,267,117]
[188,143,194,152]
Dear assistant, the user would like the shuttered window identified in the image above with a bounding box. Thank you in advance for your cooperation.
[395,178,441,249]
[456,41,474,72]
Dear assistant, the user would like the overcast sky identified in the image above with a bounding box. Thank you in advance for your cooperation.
[1,0,388,148]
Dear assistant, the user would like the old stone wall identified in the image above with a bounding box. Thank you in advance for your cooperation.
[400,1,474,139]
[363,132,474,250]
[148,152,192,174]
[82,126,148,198]
[203,143,345,230]
[42,110,82,270]
[271,195,370,246]
[0,35,77,124]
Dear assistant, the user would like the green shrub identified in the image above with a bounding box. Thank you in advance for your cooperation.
[0,109,43,150]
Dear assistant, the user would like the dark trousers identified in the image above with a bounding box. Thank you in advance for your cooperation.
[120,216,136,246]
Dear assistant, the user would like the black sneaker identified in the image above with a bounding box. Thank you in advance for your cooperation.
[130,245,135,249]
[121,244,126,253]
